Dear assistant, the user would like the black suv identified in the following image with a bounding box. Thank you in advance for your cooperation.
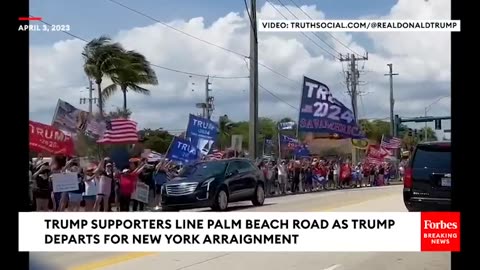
[403,141,451,211]
[161,158,265,211]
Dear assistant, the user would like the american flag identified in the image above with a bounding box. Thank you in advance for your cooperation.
[97,119,138,144]
[206,150,224,160]
[380,135,402,149]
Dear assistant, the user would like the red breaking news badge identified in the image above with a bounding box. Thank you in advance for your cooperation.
[421,212,460,252]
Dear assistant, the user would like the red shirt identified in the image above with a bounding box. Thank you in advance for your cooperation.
[319,166,327,177]
[119,171,139,196]
[313,167,322,176]
[340,164,351,180]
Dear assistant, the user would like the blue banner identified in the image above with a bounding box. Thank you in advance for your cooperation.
[166,137,199,164]
[186,114,220,156]
[280,135,299,149]
[265,139,274,146]
[295,144,311,157]
[109,147,130,170]
[298,76,365,139]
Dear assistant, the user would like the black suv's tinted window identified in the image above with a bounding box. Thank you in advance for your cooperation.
[412,146,451,170]
[178,161,228,178]
[226,161,241,174]
[237,160,256,173]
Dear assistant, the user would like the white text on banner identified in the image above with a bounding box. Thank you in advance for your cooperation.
[258,20,461,32]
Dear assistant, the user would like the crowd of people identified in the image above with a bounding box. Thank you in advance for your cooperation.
[258,158,399,196]
[29,155,180,212]
[29,154,400,212]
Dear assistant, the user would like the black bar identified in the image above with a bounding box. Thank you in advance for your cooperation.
[11,0,30,269]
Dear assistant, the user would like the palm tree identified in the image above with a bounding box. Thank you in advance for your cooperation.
[107,107,132,119]
[82,36,124,118]
[102,50,158,112]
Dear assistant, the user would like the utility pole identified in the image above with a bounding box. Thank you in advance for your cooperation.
[384,64,399,136]
[340,53,368,164]
[205,76,214,120]
[248,0,259,159]
[88,80,94,114]
[79,80,97,114]
[424,108,428,141]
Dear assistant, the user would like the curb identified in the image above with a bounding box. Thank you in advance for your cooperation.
[265,181,403,198]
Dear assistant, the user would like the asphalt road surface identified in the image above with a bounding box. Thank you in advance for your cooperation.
[30,185,450,270]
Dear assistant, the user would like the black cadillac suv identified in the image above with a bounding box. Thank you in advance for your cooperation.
[161,158,265,211]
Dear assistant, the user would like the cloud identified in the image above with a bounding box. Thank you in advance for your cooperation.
[29,0,451,135]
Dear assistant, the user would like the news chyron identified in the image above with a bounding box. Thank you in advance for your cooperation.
[18,212,460,252]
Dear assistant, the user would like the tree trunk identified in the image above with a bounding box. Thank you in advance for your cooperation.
[122,87,128,113]
[96,80,103,119]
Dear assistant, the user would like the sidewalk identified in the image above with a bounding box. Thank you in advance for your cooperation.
[265,180,403,198]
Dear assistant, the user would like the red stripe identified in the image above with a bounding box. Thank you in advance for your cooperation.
[97,119,138,144]
[19,17,42,21]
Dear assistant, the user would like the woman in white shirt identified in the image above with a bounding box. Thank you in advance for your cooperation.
[83,167,98,211]
[277,161,287,194]
[333,164,339,188]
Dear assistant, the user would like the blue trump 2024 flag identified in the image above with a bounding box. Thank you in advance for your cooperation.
[280,135,299,149]
[166,137,199,164]
[295,144,311,157]
[186,114,220,156]
[298,76,365,139]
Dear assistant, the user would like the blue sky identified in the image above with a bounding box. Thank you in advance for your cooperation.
[30,0,396,45]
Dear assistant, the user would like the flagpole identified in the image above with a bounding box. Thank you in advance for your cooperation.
[295,122,299,139]
[164,136,175,158]
[277,132,282,161]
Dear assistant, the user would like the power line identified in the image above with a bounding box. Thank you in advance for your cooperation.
[287,0,363,57]
[258,62,298,83]
[265,0,339,60]
[276,0,341,55]
[35,18,89,42]
[105,0,298,83]
[242,58,298,111]
[35,17,249,80]
[107,0,248,58]
[38,15,296,113]
[259,84,298,111]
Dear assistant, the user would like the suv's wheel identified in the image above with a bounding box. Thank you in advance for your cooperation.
[252,184,265,206]
[211,188,229,211]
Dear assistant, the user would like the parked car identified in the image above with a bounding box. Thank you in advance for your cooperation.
[403,141,451,211]
[161,158,266,211]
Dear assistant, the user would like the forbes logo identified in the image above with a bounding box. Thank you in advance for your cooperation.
[420,212,460,252]
[423,220,458,230]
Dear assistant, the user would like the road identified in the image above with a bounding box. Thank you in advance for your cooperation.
[30,185,450,270]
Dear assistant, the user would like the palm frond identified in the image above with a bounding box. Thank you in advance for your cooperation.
[126,84,151,95]
[102,84,118,100]
[84,42,158,104]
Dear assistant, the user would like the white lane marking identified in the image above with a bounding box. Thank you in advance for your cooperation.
[322,264,343,270]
